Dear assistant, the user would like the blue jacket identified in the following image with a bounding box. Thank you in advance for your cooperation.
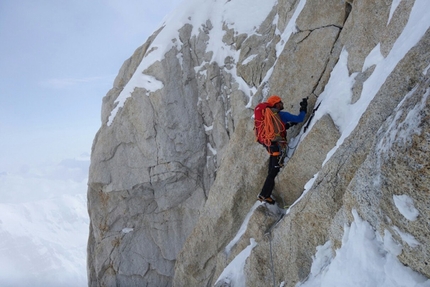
[279,110,306,124]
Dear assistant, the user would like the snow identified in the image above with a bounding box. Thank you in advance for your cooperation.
[401,84,429,132]
[122,228,134,234]
[362,43,384,72]
[376,86,419,155]
[4,0,427,285]
[250,0,306,107]
[280,172,319,217]
[216,238,258,287]
[204,124,213,132]
[225,202,261,255]
[393,194,419,221]
[392,226,420,248]
[388,0,402,25]
[284,1,430,284]
[275,0,306,58]
[383,229,403,256]
[207,143,218,155]
[216,0,430,283]
[297,210,430,287]
[107,0,278,126]
[314,48,358,136]
[307,0,430,167]
[424,64,430,75]
[242,54,258,65]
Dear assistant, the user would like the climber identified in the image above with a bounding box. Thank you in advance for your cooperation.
[255,95,307,205]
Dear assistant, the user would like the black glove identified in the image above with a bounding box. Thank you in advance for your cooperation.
[300,98,308,113]
[285,122,297,129]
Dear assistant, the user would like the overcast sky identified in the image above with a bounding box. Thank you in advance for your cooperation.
[0,0,182,172]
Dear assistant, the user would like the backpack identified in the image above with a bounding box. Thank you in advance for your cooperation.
[254,102,286,147]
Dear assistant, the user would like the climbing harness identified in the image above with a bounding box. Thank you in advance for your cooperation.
[275,141,288,167]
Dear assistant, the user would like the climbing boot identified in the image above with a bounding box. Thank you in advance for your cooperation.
[258,195,276,205]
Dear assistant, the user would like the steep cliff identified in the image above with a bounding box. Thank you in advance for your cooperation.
[87,0,430,286]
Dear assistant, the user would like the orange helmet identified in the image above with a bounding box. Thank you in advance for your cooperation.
[267,95,282,107]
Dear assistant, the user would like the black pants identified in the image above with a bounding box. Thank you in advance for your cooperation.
[259,145,282,198]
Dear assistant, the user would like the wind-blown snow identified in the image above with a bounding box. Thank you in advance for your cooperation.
[392,226,420,248]
[393,194,419,221]
[87,0,430,285]
[376,85,418,155]
[388,0,402,25]
[301,47,357,165]
[272,2,430,285]
[383,229,403,256]
[362,43,384,72]
[284,2,430,284]
[207,143,217,155]
[283,172,318,216]
[297,210,430,287]
[424,64,430,75]
[252,0,307,106]
[107,0,278,126]
[275,0,306,58]
[314,48,357,136]
[204,124,213,132]
[242,54,258,65]
[216,238,257,287]
[122,227,134,234]
[375,83,429,169]
[306,0,430,167]
[225,202,261,255]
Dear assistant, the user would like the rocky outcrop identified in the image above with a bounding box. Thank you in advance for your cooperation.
[87,0,430,286]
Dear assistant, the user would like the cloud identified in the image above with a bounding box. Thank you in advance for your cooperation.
[0,190,88,287]
[39,76,106,89]
[0,152,89,286]
[0,154,90,204]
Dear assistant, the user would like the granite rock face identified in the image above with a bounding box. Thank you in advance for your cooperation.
[87,0,430,286]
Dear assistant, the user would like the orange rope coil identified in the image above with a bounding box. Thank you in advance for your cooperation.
[256,108,285,147]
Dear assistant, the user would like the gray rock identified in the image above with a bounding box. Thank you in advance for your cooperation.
[87,0,430,286]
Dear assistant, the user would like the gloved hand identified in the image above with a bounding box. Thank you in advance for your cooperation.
[300,98,308,112]
[285,122,297,129]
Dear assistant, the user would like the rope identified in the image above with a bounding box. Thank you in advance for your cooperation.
[256,108,286,147]
[283,132,304,161]
[269,234,276,287]
[264,207,277,287]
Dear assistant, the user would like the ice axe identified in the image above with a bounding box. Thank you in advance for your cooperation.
[303,100,321,133]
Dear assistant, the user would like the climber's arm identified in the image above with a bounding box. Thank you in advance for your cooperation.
[279,110,306,123]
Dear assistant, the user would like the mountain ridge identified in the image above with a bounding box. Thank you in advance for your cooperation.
[87,0,430,286]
